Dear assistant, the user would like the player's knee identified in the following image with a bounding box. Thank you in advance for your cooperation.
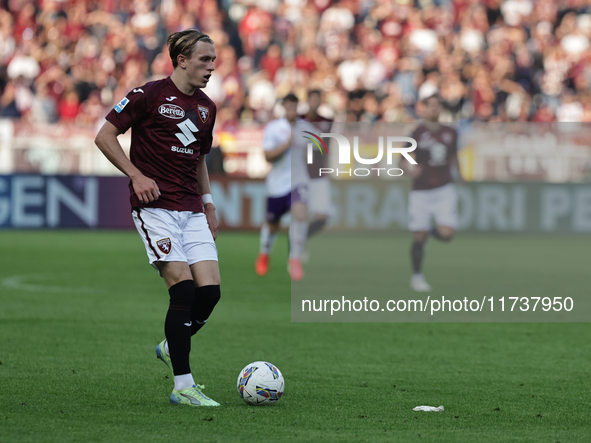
[292,208,307,222]
[413,232,428,244]
[439,229,455,242]
[190,285,220,334]
[195,285,221,309]
[168,280,195,306]
[441,233,454,242]
[293,213,307,222]
[158,262,193,288]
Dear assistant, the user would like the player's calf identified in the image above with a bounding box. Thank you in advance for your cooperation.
[190,285,220,336]
[307,215,327,238]
[411,239,426,275]
[289,202,308,272]
[256,222,278,276]
[165,280,194,377]
[431,226,455,242]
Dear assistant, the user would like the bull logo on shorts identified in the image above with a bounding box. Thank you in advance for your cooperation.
[157,238,171,254]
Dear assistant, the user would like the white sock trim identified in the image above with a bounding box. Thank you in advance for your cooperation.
[174,373,196,391]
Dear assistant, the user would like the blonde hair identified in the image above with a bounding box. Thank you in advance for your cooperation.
[167,29,214,68]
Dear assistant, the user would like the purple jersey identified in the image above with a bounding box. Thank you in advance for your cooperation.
[410,124,458,190]
[106,77,216,212]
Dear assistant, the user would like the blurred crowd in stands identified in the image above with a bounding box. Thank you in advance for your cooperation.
[1,0,591,130]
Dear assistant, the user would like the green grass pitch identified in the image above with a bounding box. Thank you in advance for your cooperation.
[0,230,590,442]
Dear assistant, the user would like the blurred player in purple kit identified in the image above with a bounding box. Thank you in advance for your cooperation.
[95,29,221,407]
[255,93,311,281]
[406,94,465,292]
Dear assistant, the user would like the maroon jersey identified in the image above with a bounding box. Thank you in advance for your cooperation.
[410,124,458,190]
[106,77,216,212]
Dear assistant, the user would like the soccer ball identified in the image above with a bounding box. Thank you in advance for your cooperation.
[237,361,284,405]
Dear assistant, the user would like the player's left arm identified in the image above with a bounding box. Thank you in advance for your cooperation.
[196,156,218,240]
[450,129,466,184]
[197,106,218,240]
[401,126,422,180]
[400,152,421,180]
[450,154,465,184]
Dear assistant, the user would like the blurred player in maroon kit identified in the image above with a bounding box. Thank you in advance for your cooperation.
[95,30,221,407]
[406,94,465,292]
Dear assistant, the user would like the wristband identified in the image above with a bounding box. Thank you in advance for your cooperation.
[202,193,214,205]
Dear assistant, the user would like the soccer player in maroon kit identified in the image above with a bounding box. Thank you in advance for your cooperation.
[95,30,221,407]
[407,94,465,292]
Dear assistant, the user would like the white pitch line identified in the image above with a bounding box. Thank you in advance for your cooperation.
[1,274,98,294]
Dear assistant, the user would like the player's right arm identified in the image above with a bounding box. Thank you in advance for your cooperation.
[264,134,292,162]
[95,121,161,203]
[449,132,465,184]
[262,120,292,163]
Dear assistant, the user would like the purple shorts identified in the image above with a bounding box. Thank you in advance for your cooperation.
[266,185,308,223]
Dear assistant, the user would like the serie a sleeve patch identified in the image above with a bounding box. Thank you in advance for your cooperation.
[114,97,130,113]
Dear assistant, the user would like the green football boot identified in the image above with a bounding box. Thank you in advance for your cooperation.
[170,385,220,407]
[155,340,173,375]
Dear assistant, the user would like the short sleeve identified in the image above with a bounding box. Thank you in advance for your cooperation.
[263,120,291,151]
[105,86,150,133]
[262,122,277,151]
